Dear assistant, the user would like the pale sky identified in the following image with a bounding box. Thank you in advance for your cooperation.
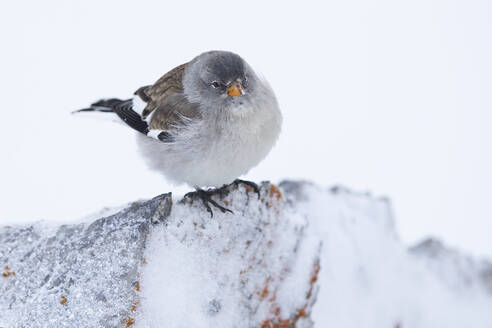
[0,0,491,257]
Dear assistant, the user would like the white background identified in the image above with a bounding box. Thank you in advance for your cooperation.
[0,0,490,257]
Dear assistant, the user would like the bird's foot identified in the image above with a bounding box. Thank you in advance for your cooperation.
[184,188,233,217]
[232,179,261,199]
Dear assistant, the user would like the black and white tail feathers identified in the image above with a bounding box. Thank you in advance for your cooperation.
[74,98,173,142]
[74,98,149,134]
[76,98,128,113]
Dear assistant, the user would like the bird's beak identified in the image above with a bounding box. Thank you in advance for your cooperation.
[227,81,244,97]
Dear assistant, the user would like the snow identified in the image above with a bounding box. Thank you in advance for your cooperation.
[134,181,492,327]
[134,183,319,328]
[1,181,491,327]
[293,183,492,328]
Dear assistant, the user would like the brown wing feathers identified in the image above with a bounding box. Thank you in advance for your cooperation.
[135,63,188,120]
[76,62,199,142]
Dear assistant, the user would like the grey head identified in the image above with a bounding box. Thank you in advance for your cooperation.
[183,51,262,116]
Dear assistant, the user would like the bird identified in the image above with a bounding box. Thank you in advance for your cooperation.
[75,50,282,216]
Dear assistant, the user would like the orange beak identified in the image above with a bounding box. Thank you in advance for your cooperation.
[227,82,244,97]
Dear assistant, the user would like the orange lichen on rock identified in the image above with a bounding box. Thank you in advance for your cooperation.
[244,184,255,194]
[125,299,139,327]
[260,285,269,300]
[240,264,253,276]
[125,306,138,327]
[306,262,320,300]
[261,305,308,328]
[257,277,273,300]
[60,296,67,306]
[266,184,283,209]
[124,317,135,327]
[127,277,141,326]
[259,260,320,327]
[130,300,139,312]
[2,266,15,278]
[269,184,282,200]
[260,318,291,328]
[292,307,308,324]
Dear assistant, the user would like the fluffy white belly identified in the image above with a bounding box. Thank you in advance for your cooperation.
[136,108,281,187]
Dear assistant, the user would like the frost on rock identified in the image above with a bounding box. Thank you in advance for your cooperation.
[1,181,492,328]
[134,182,320,328]
[0,193,171,328]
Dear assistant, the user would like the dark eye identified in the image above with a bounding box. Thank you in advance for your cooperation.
[211,81,222,89]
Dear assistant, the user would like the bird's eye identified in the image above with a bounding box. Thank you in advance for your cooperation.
[211,81,221,88]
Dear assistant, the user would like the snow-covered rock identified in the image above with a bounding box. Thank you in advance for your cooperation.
[1,181,491,328]
[0,193,171,328]
[292,182,492,328]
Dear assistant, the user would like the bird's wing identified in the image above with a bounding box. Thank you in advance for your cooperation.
[109,94,200,143]
[135,63,188,120]
[75,62,199,143]
[148,93,201,131]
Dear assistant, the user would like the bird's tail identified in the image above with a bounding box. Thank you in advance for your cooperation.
[72,98,130,114]
[73,98,152,136]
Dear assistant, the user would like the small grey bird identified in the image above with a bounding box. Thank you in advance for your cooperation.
[76,51,282,215]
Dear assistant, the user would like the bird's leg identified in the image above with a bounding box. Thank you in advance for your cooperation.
[208,184,231,198]
[232,179,261,199]
[184,188,233,217]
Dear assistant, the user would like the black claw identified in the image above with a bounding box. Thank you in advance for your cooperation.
[200,197,214,217]
[234,179,261,199]
[207,197,233,214]
[185,188,233,217]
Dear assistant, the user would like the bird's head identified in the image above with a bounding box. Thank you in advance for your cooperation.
[183,51,261,116]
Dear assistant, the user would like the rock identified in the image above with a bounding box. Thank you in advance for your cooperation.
[410,238,492,294]
[134,182,320,328]
[1,181,491,328]
[0,193,170,328]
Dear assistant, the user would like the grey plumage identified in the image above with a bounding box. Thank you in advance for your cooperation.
[77,50,282,188]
